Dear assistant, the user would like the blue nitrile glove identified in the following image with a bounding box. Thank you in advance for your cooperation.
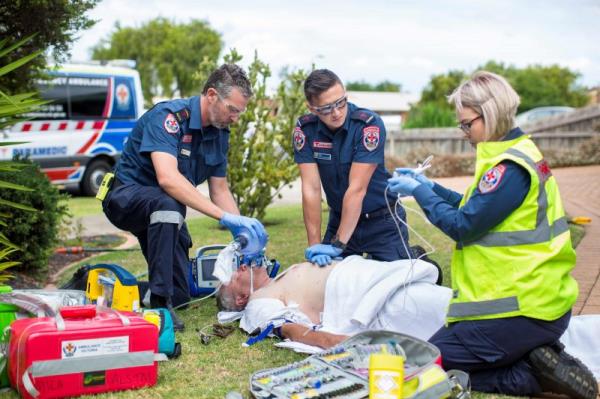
[394,167,434,188]
[310,254,333,267]
[219,212,268,244]
[387,175,422,196]
[305,244,343,260]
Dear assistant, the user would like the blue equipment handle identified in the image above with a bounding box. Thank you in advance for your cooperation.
[268,260,280,278]
[195,245,227,259]
[86,264,138,286]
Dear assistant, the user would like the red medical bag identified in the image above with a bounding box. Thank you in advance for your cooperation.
[8,305,161,398]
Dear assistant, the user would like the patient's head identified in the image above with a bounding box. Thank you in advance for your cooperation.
[216,264,270,311]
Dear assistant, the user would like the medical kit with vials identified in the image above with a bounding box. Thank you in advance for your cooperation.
[250,331,471,399]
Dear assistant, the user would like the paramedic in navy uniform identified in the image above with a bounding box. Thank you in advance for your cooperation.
[102,64,267,330]
[294,69,410,266]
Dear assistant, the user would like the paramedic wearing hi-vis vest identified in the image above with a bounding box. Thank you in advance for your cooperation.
[387,71,597,399]
[101,65,267,331]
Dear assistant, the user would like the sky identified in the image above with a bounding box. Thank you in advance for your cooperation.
[70,0,600,95]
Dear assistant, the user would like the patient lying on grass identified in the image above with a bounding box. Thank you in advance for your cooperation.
[216,255,450,349]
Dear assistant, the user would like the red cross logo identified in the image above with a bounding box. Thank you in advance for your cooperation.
[117,86,128,103]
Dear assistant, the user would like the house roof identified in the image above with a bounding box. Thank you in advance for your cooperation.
[347,91,419,113]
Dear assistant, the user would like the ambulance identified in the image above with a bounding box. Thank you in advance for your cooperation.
[0,61,144,195]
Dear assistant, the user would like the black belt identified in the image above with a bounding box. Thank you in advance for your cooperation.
[359,207,390,221]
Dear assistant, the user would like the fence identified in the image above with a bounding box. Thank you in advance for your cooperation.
[385,128,599,156]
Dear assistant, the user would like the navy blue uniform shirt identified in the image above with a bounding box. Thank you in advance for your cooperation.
[293,102,396,213]
[412,128,531,243]
[116,96,229,186]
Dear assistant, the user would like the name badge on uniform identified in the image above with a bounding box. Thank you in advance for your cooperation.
[180,148,191,157]
[313,152,332,161]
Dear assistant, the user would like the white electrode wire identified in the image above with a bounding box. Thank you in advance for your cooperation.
[384,185,438,310]
[173,289,217,309]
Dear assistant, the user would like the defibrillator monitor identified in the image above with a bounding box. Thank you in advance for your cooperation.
[199,257,219,285]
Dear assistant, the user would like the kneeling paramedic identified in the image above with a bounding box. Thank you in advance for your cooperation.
[387,71,597,399]
[100,64,268,331]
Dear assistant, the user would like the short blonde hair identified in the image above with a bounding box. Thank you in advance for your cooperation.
[448,71,520,141]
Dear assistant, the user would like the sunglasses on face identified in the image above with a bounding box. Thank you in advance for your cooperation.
[458,115,482,133]
[216,92,245,115]
[311,95,348,115]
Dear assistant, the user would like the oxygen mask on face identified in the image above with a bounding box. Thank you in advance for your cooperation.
[212,230,268,286]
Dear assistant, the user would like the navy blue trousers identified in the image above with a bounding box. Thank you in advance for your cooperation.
[324,209,410,261]
[103,184,191,307]
[429,311,571,395]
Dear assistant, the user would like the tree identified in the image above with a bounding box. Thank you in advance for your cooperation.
[0,0,99,92]
[403,102,456,129]
[195,50,308,219]
[346,79,402,92]
[92,18,222,104]
[419,70,467,109]
[478,61,589,112]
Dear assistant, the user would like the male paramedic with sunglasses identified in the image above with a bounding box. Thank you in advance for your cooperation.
[101,64,267,331]
[294,69,410,266]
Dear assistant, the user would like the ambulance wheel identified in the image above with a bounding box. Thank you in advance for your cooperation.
[81,159,111,196]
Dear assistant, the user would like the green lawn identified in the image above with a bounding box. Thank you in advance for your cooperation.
[10,202,584,398]
[62,196,103,218]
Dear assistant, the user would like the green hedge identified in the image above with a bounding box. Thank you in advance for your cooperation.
[0,157,68,277]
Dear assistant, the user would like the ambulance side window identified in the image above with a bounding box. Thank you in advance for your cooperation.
[32,78,69,120]
[69,77,109,119]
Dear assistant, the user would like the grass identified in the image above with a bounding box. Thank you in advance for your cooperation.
[62,196,103,218]
[8,202,587,399]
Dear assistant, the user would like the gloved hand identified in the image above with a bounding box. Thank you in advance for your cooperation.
[310,254,333,267]
[394,167,434,188]
[305,244,343,260]
[387,175,422,196]
[219,212,268,244]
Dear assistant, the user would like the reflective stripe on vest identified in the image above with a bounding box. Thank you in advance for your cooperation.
[448,296,519,318]
[462,148,567,248]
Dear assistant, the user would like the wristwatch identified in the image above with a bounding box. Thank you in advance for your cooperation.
[331,235,347,251]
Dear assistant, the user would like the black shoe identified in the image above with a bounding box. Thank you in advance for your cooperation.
[528,344,598,399]
[410,245,443,285]
[150,293,185,332]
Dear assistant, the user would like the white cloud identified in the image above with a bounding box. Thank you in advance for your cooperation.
[69,0,600,93]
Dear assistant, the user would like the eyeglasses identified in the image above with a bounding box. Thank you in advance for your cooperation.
[311,95,348,115]
[216,92,245,115]
[458,115,482,133]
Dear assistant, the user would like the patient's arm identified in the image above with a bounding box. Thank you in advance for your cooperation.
[281,323,348,349]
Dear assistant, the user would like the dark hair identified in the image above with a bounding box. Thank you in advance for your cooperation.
[202,64,253,99]
[304,69,343,104]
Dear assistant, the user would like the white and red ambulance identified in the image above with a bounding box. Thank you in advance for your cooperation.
[0,62,145,195]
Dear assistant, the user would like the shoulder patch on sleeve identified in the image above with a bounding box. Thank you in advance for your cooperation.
[478,164,507,194]
[362,126,380,151]
[297,113,318,127]
[536,159,552,182]
[293,127,306,151]
[351,109,375,124]
[163,113,180,134]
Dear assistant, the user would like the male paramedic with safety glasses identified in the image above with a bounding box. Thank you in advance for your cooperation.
[294,69,411,265]
[101,64,267,331]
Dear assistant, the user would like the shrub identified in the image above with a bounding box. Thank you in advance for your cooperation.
[194,50,308,219]
[387,148,475,178]
[386,135,600,178]
[0,157,68,276]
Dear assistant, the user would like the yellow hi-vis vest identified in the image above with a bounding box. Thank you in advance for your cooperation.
[447,135,578,323]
